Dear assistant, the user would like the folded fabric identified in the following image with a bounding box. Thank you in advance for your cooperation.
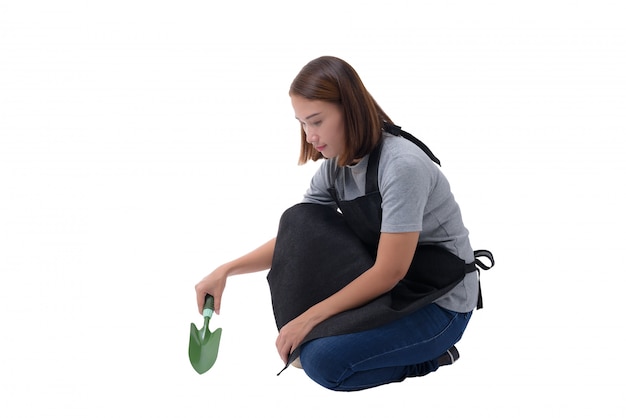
[267,203,466,367]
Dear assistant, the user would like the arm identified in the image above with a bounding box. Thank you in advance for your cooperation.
[275,231,419,363]
[195,237,276,314]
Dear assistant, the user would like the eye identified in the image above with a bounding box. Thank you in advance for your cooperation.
[298,119,321,130]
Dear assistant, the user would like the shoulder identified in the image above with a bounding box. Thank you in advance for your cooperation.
[379,133,438,176]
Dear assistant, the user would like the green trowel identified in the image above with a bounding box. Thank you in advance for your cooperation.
[189,294,222,374]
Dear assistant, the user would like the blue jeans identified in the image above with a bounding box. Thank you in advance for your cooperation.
[299,303,472,391]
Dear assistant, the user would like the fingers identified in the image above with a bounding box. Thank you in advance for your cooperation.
[195,286,206,314]
[276,336,291,364]
[276,328,298,364]
[195,279,224,315]
[213,296,221,315]
[195,268,227,315]
[195,292,222,315]
[195,283,212,314]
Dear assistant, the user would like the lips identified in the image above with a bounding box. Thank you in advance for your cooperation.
[315,145,326,152]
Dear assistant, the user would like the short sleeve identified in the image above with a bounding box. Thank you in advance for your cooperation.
[302,159,338,207]
[379,147,436,233]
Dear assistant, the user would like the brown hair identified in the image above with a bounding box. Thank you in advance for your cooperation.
[289,56,393,166]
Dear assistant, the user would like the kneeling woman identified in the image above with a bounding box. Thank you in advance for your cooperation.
[195,56,492,392]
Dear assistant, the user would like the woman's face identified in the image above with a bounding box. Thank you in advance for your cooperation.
[291,95,345,160]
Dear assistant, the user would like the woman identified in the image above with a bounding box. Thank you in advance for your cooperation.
[195,56,492,391]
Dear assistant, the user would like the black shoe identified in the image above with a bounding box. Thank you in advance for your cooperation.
[437,345,460,367]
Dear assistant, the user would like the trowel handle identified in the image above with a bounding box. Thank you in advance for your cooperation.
[202,294,215,318]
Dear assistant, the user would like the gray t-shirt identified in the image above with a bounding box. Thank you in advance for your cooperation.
[302,132,479,313]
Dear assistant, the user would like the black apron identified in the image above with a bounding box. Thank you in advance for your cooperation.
[267,123,494,372]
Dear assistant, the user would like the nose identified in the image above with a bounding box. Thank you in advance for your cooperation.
[304,126,318,144]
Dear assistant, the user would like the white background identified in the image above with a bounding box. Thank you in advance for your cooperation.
[1,1,625,416]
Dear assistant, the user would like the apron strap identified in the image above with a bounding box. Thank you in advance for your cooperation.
[365,139,383,194]
[383,122,441,166]
[465,249,495,310]
[365,122,440,195]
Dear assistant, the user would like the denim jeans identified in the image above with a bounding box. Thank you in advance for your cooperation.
[299,303,472,391]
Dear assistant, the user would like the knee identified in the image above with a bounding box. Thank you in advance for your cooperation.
[299,342,349,391]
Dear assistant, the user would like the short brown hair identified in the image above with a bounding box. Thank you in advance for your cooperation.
[289,56,393,166]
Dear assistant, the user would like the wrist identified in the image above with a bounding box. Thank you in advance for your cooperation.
[305,304,330,328]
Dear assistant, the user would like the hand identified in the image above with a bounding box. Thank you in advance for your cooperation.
[275,311,317,364]
[195,266,227,315]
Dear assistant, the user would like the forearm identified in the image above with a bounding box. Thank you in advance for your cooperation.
[221,237,276,277]
[305,265,399,324]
